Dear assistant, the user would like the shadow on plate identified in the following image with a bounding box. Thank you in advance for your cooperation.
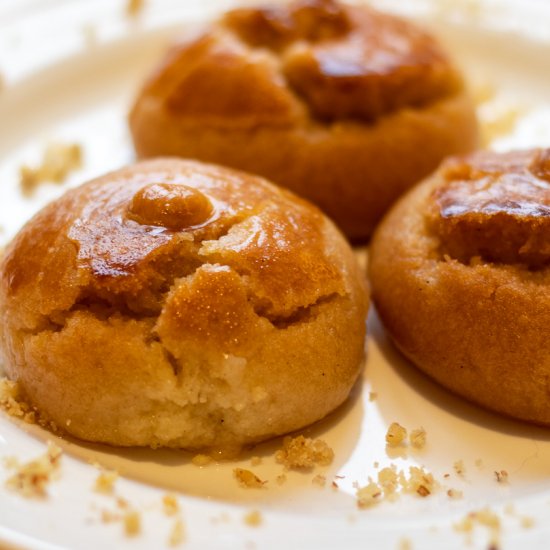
[370,310,550,442]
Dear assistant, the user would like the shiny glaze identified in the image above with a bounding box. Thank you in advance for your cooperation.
[432,149,550,267]
[224,0,460,121]
[0,160,347,329]
[127,182,215,230]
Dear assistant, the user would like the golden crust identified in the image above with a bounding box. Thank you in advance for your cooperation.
[0,158,368,449]
[369,148,550,425]
[129,0,478,241]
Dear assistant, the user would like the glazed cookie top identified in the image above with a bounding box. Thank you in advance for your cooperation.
[140,0,463,127]
[1,159,353,355]
[430,149,550,268]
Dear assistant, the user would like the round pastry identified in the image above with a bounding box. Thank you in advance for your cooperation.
[0,158,368,449]
[369,148,550,424]
[128,0,478,241]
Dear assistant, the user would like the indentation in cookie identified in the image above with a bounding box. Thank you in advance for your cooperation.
[223,0,350,51]
[160,0,462,125]
[279,3,460,121]
[430,149,550,268]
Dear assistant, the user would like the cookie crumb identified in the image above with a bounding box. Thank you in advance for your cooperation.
[398,537,412,550]
[356,481,382,508]
[244,510,262,527]
[378,466,399,496]
[275,435,334,469]
[447,488,463,499]
[494,470,508,483]
[520,516,534,529]
[453,460,465,477]
[454,508,501,545]
[19,142,82,196]
[368,392,377,402]
[250,456,262,466]
[168,518,185,546]
[5,441,62,498]
[126,0,145,17]
[312,474,326,487]
[101,509,121,523]
[234,468,266,489]
[409,427,427,449]
[385,422,407,447]
[405,466,437,497]
[162,494,179,516]
[124,510,141,537]
[94,470,118,494]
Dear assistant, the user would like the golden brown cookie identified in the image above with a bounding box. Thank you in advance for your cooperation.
[129,0,478,241]
[369,148,550,424]
[0,158,368,450]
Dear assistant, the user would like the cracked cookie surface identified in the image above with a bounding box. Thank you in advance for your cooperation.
[369,148,550,425]
[0,158,368,449]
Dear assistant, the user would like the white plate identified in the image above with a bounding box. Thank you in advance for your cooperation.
[1,1,550,549]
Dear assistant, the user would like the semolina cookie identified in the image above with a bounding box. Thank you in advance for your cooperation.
[0,158,368,449]
[129,0,478,241]
[370,148,550,424]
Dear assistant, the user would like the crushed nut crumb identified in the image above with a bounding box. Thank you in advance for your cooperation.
[312,474,326,487]
[0,378,34,423]
[409,427,427,449]
[101,510,121,523]
[494,470,509,483]
[378,466,399,497]
[94,470,118,494]
[163,494,180,516]
[168,518,185,546]
[124,510,141,537]
[454,508,501,546]
[356,465,438,509]
[116,496,129,510]
[234,468,266,489]
[385,423,407,447]
[520,516,534,529]
[126,0,145,17]
[19,142,82,196]
[453,460,465,477]
[356,481,382,508]
[244,510,262,527]
[5,441,62,498]
[275,435,334,470]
